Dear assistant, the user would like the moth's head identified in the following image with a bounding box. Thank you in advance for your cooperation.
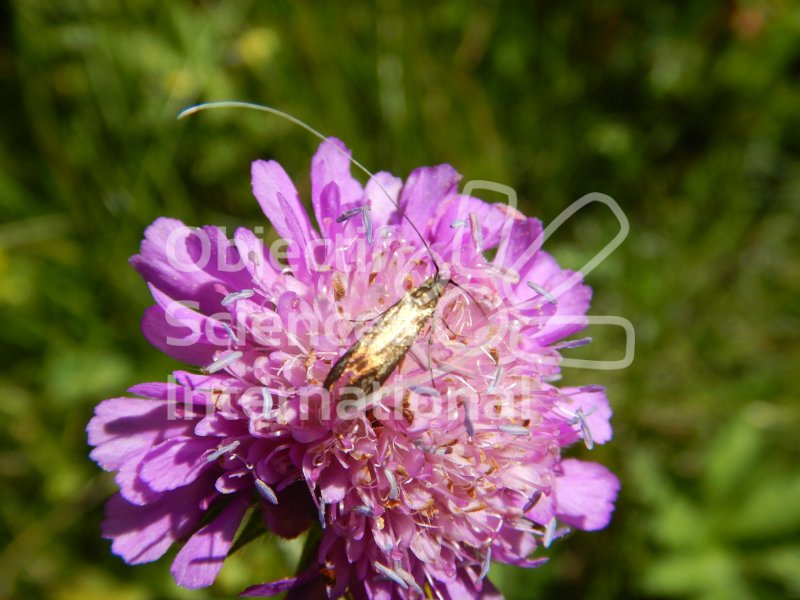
[413,276,448,306]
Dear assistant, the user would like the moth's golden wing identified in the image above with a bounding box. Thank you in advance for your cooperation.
[323,341,361,389]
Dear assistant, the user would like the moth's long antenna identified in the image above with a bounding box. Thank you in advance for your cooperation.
[178,101,439,275]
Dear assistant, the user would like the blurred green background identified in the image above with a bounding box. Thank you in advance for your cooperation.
[2,1,799,599]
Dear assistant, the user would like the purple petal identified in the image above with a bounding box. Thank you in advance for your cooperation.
[523,252,592,344]
[194,412,245,437]
[140,436,218,492]
[493,216,544,276]
[172,370,240,393]
[102,478,210,564]
[127,379,214,414]
[410,529,440,563]
[526,490,556,526]
[141,307,215,366]
[171,497,248,589]
[241,576,302,597]
[193,225,255,287]
[130,220,251,314]
[318,464,348,503]
[493,216,592,342]
[364,171,402,229]
[215,470,252,495]
[441,569,503,600]
[397,164,461,240]
[141,284,230,365]
[491,523,538,565]
[563,388,613,446]
[251,160,318,249]
[130,218,220,313]
[317,181,344,239]
[311,138,363,228]
[87,398,194,472]
[363,576,394,600]
[241,569,321,597]
[430,194,511,254]
[233,227,280,288]
[127,381,183,400]
[555,459,620,531]
[116,452,163,505]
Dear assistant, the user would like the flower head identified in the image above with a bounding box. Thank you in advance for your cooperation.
[88,138,619,597]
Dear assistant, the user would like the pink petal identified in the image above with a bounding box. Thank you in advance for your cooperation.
[130,218,220,313]
[241,570,322,597]
[527,499,556,527]
[493,216,544,273]
[127,379,214,414]
[311,137,363,228]
[102,480,208,564]
[131,220,251,314]
[430,194,510,253]
[251,160,318,248]
[171,497,248,588]
[441,569,503,600]
[318,464,349,504]
[397,164,461,240]
[555,459,620,531]
[141,284,230,365]
[140,436,217,492]
[87,398,193,472]
[565,388,613,445]
[364,171,402,229]
[523,252,592,344]
[363,577,394,600]
[491,524,538,564]
[233,227,280,289]
[116,451,163,505]
[241,576,304,597]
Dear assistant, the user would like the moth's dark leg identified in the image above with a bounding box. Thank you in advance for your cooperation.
[445,280,489,318]
[427,320,436,389]
[347,306,391,324]
[348,314,378,324]
[436,313,461,341]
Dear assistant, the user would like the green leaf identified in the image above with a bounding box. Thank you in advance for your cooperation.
[703,416,762,503]
[229,506,266,556]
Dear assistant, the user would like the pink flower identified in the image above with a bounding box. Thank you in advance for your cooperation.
[88,138,619,598]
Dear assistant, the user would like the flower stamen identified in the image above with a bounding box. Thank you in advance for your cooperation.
[204,350,243,374]
[553,337,592,350]
[384,468,399,501]
[206,440,240,462]
[221,289,255,307]
[255,479,279,505]
[575,408,594,450]
[543,518,557,548]
[498,424,529,436]
[353,505,374,517]
[522,489,543,513]
[373,561,408,589]
[478,547,492,583]
[469,213,483,255]
[525,281,557,305]
[221,322,239,344]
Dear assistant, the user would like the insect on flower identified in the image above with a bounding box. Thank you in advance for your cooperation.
[323,274,449,396]
[87,101,621,599]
